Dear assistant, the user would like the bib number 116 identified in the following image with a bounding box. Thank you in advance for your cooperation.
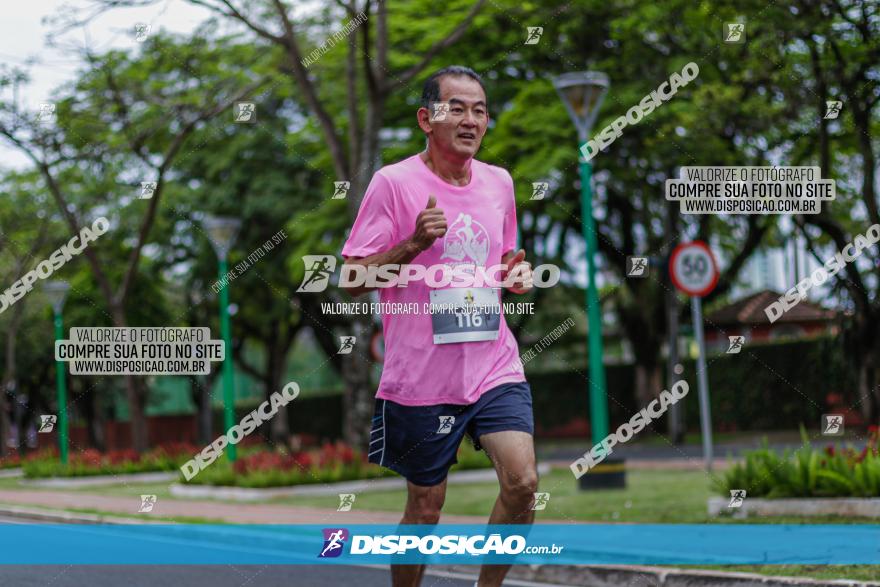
[455,311,483,328]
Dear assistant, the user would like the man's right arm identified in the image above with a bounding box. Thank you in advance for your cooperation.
[341,195,447,297]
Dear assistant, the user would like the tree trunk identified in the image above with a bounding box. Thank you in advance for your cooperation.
[267,342,291,449]
[341,316,373,449]
[125,376,148,452]
[634,362,663,412]
[1,298,27,457]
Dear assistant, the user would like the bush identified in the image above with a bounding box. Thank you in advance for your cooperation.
[22,442,199,478]
[183,438,493,488]
[714,426,880,498]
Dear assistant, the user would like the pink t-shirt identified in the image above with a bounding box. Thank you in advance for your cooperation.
[341,154,526,406]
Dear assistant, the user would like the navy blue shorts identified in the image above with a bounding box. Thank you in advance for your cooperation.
[366,381,534,487]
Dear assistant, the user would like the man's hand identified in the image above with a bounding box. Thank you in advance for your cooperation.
[502,249,533,294]
[412,195,447,251]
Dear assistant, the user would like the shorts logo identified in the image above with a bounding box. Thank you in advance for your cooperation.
[319,528,349,558]
[441,213,490,266]
[437,416,455,434]
[298,255,337,292]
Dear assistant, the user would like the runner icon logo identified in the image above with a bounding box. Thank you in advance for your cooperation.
[530,182,549,200]
[234,102,256,123]
[726,336,744,354]
[139,494,157,513]
[332,181,350,200]
[437,416,455,434]
[524,27,543,45]
[338,336,356,355]
[297,255,337,292]
[822,414,844,436]
[319,528,349,558]
[728,490,746,508]
[337,494,356,512]
[626,256,648,277]
[38,415,56,433]
[724,23,745,43]
[531,492,550,510]
[430,102,450,122]
[824,101,842,120]
[139,182,157,199]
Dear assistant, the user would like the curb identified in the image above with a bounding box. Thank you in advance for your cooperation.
[18,471,177,488]
[439,564,880,587]
[0,504,159,525]
[708,496,880,519]
[0,468,23,479]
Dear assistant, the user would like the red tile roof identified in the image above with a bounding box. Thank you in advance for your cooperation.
[706,289,837,325]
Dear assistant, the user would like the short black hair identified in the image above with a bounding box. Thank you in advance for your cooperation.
[420,65,487,110]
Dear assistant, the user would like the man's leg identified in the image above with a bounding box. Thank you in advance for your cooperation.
[476,430,538,587]
[391,477,448,587]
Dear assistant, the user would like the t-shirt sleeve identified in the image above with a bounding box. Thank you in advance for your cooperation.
[341,172,397,258]
[502,171,518,254]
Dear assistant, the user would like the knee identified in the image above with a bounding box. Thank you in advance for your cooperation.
[405,491,445,524]
[500,469,539,506]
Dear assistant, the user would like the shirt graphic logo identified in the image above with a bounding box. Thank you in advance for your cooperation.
[319,528,349,558]
[441,213,490,266]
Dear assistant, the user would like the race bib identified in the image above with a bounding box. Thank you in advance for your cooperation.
[430,287,501,344]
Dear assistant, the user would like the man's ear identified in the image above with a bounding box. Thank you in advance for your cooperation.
[417,107,433,135]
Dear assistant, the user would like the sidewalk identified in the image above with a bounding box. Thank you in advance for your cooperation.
[0,488,580,525]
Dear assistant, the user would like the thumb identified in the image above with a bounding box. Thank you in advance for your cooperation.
[507,249,526,269]
[426,195,436,209]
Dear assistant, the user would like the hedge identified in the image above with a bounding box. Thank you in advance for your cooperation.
[225,336,853,439]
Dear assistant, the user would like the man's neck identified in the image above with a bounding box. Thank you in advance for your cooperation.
[419,148,472,186]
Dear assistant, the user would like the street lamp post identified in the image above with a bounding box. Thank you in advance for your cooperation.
[553,71,611,446]
[43,281,70,465]
[203,216,242,462]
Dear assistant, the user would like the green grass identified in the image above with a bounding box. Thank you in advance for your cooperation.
[267,467,716,522]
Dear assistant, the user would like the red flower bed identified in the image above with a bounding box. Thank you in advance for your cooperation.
[232,441,360,476]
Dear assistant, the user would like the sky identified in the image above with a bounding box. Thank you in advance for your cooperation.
[0,0,214,168]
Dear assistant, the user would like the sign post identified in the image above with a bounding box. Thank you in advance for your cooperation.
[669,241,719,472]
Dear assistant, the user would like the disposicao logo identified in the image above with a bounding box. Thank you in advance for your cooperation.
[319,528,349,558]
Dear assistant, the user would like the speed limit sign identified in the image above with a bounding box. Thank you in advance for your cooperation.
[669,241,718,297]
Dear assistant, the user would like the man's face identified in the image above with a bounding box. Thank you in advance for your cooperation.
[419,75,489,160]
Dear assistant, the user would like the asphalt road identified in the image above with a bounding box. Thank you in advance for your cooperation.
[0,565,481,587]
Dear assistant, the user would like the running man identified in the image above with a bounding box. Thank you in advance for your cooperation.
[341,65,537,587]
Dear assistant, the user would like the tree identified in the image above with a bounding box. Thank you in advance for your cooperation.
[0,33,266,451]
